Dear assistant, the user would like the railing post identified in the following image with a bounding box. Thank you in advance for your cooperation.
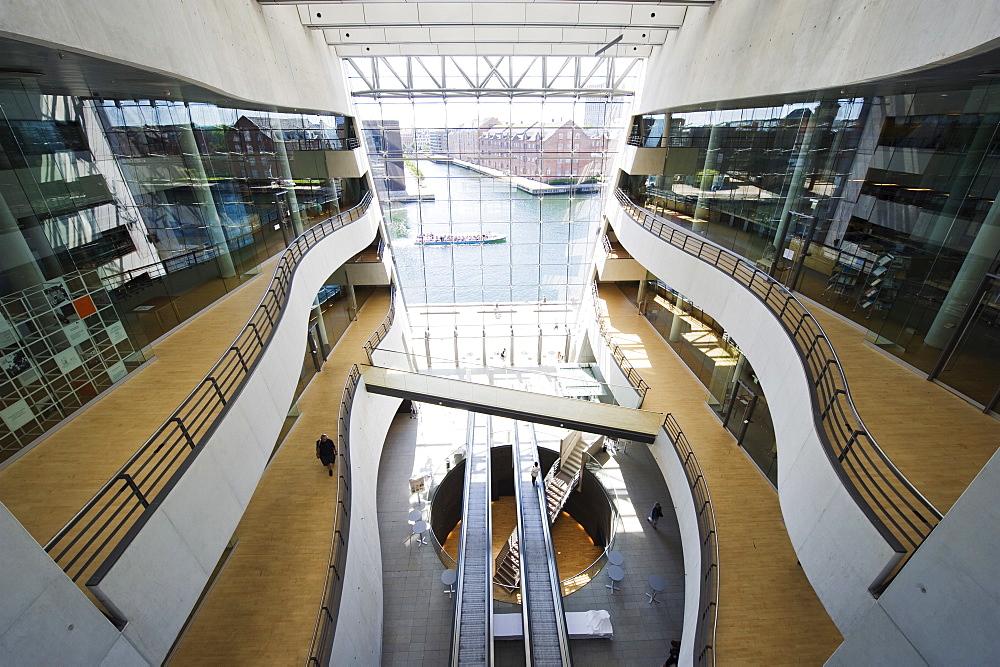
[118,473,149,507]
[170,416,197,449]
[206,377,227,405]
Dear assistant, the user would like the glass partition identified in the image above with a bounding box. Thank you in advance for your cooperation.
[0,75,363,462]
[628,77,1000,413]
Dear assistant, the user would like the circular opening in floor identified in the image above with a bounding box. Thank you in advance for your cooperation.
[429,444,617,599]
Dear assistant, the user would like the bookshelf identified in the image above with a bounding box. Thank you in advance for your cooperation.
[857,253,909,317]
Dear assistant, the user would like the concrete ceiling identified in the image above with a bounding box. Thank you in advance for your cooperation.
[258,1,717,57]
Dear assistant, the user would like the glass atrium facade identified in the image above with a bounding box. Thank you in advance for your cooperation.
[347,56,638,362]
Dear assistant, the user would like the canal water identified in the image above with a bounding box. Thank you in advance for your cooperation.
[387,161,602,305]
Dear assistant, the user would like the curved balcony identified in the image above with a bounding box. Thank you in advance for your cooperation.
[44,193,378,660]
[610,189,940,627]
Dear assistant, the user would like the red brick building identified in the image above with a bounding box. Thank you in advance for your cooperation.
[473,120,606,183]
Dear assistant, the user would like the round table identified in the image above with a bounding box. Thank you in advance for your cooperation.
[408,508,422,522]
[412,520,428,546]
[646,574,666,604]
[607,550,624,567]
[441,569,457,597]
[606,564,624,594]
[412,500,426,510]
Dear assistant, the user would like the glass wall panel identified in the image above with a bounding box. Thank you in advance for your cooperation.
[349,58,637,355]
[626,78,1000,412]
[0,76,359,462]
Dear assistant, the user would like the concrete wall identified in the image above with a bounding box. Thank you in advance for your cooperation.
[329,381,401,664]
[596,257,647,282]
[585,322,642,410]
[827,448,1000,666]
[0,0,351,114]
[606,198,896,631]
[0,503,147,664]
[647,428,703,667]
[88,207,381,663]
[638,0,1000,114]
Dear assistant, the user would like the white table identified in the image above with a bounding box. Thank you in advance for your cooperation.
[441,569,457,597]
[412,520,428,546]
[646,574,666,604]
[607,550,624,567]
[408,508,422,522]
[606,564,624,594]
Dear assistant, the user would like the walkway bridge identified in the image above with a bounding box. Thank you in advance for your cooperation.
[359,365,664,443]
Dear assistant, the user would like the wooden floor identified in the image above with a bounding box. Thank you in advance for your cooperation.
[807,303,999,514]
[597,285,844,664]
[0,257,280,545]
[169,288,391,665]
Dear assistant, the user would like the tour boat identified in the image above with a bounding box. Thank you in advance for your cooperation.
[414,233,506,246]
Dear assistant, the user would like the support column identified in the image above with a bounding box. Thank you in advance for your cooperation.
[481,328,487,367]
[453,328,460,368]
[509,326,515,366]
[636,277,648,314]
[402,330,417,372]
[669,293,685,343]
[768,101,838,277]
[345,278,358,321]
[424,329,431,368]
[692,124,722,234]
[273,130,305,236]
[177,118,236,278]
[925,87,1000,249]
[537,327,543,366]
[925,196,1000,347]
[312,297,329,353]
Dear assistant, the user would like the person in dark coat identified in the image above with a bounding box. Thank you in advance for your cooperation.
[316,433,337,477]
[647,502,663,529]
[663,639,680,666]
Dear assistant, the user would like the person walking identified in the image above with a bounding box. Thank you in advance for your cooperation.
[647,502,663,529]
[316,433,337,477]
[500,348,506,362]
[530,461,540,485]
[663,640,681,666]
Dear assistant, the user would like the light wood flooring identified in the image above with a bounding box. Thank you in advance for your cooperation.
[168,288,391,665]
[0,257,280,545]
[597,284,844,665]
[807,303,999,514]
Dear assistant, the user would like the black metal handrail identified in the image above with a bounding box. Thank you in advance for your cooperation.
[591,282,650,403]
[45,193,374,604]
[662,415,718,666]
[362,283,396,363]
[615,189,941,591]
[306,364,362,666]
